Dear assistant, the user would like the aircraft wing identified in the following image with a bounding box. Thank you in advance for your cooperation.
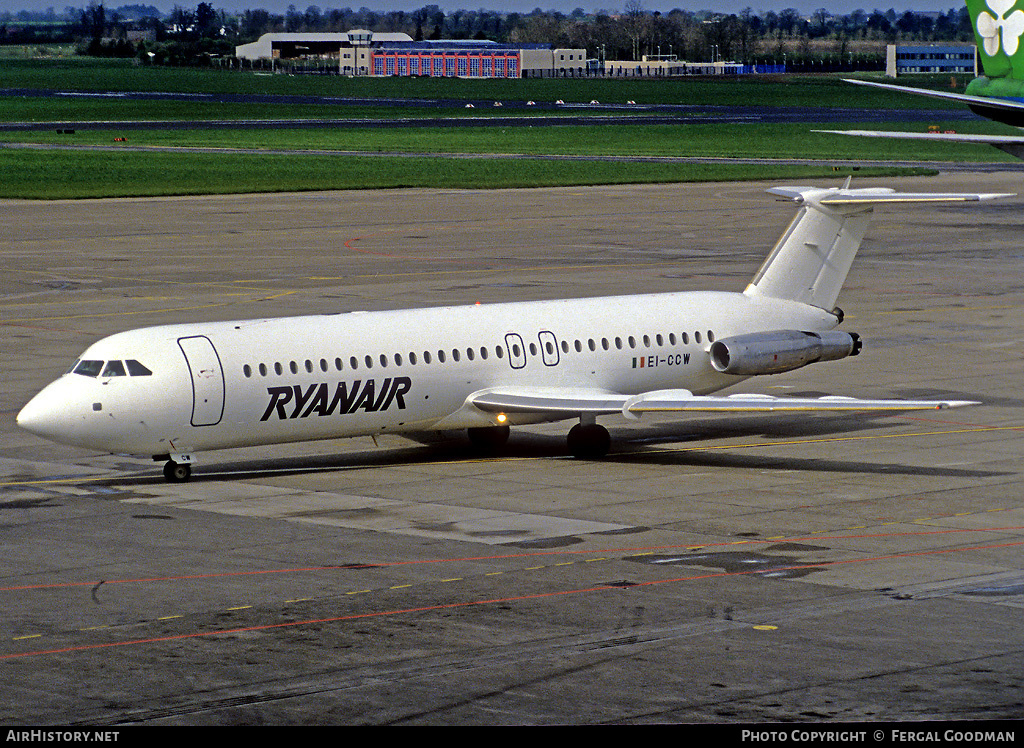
[470,387,978,420]
[842,77,1024,112]
[813,128,1024,159]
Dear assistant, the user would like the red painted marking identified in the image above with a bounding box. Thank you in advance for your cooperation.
[4,538,1024,661]
[4,526,1022,593]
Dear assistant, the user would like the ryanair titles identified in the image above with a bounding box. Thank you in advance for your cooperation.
[261,378,412,421]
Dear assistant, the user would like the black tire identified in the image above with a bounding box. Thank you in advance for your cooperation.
[566,423,610,459]
[163,461,192,483]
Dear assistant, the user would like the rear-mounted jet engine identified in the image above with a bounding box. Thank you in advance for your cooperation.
[709,330,862,376]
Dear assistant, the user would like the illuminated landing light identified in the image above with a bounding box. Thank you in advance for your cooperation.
[496,413,507,424]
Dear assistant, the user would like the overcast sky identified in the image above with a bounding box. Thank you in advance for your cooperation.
[5,0,966,16]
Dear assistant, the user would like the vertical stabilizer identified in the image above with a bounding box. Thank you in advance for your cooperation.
[968,0,1024,81]
[744,185,1013,310]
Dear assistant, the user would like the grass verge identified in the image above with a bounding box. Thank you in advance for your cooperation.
[0,147,932,199]
[2,121,1013,162]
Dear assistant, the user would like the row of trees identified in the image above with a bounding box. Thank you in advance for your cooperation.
[1,3,978,68]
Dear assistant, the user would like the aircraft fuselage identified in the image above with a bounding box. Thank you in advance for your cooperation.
[17,290,835,458]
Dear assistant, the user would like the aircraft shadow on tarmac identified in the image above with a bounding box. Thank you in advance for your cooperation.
[99,401,1004,486]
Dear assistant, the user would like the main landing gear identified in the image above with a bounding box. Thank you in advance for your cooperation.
[566,420,610,459]
[163,460,191,482]
[468,418,611,459]
[156,454,193,483]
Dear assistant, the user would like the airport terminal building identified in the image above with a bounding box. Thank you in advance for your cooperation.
[234,29,588,78]
[886,44,977,76]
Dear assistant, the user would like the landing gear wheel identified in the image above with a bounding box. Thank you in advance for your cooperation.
[567,423,611,459]
[163,460,192,483]
[467,424,511,451]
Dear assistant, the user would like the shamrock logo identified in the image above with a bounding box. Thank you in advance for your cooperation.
[977,0,1024,57]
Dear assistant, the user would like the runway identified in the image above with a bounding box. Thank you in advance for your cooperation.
[1,178,1022,724]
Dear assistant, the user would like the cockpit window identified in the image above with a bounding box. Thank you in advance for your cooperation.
[126,360,152,376]
[73,360,104,378]
[101,360,127,377]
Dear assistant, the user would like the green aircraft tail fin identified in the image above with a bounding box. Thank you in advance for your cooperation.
[967,0,1024,85]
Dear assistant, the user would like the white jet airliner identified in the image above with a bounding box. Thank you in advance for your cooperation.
[17,183,1008,482]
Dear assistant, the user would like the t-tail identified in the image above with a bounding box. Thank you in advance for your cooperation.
[744,181,1013,311]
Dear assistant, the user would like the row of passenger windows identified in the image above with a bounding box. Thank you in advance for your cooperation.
[241,330,716,379]
[70,359,153,378]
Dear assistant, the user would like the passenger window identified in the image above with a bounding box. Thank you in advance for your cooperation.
[365,355,374,369]
[101,360,127,377]
[126,360,153,376]
[243,365,252,378]
[73,360,104,378]
[695,331,702,344]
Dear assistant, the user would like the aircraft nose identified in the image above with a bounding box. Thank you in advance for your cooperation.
[17,386,71,442]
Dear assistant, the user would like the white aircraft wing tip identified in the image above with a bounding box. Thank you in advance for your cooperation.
[938,400,982,409]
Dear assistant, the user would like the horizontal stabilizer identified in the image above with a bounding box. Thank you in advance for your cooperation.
[470,387,978,421]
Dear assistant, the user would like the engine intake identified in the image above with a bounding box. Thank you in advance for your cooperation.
[709,330,861,376]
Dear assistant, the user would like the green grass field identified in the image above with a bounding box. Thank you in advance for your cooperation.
[0,58,1001,198]
[0,147,930,199]
[2,121,1012,162]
